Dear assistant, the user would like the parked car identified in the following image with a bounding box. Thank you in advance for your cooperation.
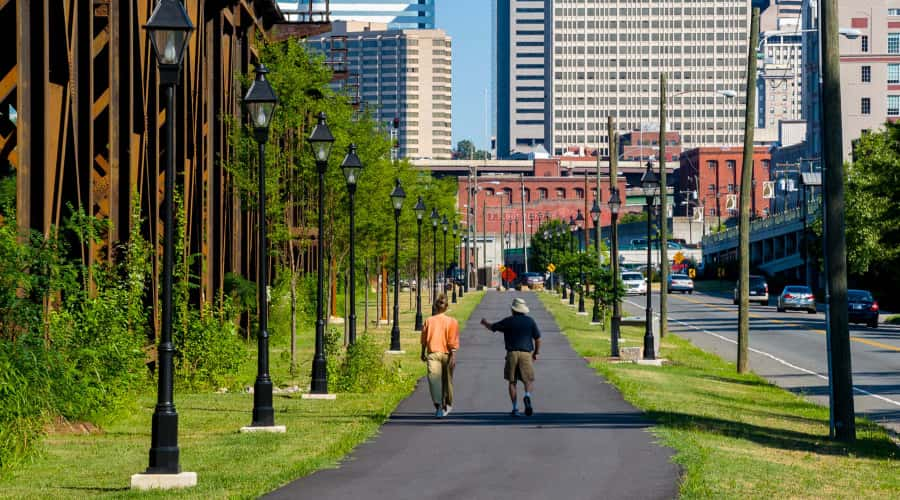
[733,275,769,305]
[667,273,694,294]
[622,271,647,295]
[776,285,816,314]
[518,272,545,290]
[847,289,879,328]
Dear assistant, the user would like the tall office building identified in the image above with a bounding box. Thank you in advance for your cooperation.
[280,1,435,29]
[496,0,551,158]
[801,0,900,162]
[309,21,453,159]
[757,2,804,141]
[549,1,750,157]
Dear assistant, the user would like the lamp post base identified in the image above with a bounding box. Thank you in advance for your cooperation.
[131,472,197,491]
[240,425,286,433]
[302,393,336,400]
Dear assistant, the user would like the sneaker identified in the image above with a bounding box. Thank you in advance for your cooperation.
[509,409,520,417]
[443,405,453,416]
[523,395,533,416]
[436,408,444,418]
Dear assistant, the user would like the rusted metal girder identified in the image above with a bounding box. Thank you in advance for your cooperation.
[4,1,330,339]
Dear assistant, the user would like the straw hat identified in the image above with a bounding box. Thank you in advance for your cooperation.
[511,297,530,314]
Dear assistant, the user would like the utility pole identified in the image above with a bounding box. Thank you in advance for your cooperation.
[521,174,528,272]
[821,0,855,441]
[658,72,669,339]
[737,7,760,374]
[608,116,621,357]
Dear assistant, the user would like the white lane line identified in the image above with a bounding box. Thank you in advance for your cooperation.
[624,299,900,408]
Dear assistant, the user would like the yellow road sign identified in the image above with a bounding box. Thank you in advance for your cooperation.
[674,251,685,265]
[547,263,556,273]
[688,268,696,279]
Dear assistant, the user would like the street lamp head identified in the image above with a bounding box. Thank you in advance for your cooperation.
[575,209,585,227]
[390,179,406,211]
[430,207,440,227]
[244,64,278,135]
[569,215,577,232]
[608,187,622,215]
[308,112,335,167]
[413,196,426,220]
[441,215,449,233]
[144,0,194,69]
[340,143,363,188]
[590,199,601,223]
[453,222,458,236]
[641,162,660,197]
[839,27,862,39]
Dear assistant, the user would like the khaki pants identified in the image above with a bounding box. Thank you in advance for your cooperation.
[426,352,454,408]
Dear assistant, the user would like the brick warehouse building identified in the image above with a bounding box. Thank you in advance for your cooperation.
[677,146,773,231]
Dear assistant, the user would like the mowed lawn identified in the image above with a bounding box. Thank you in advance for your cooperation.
[0,291,484,499]
[538,292,899,500]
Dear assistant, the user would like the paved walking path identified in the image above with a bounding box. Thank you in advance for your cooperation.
[267,291,679,500]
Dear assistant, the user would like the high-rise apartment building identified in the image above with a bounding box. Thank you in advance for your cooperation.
[280,1,435,29]
[549,1,749,157]
[496,0,551,158]
[801,0,900,161]
[309,22,453,159]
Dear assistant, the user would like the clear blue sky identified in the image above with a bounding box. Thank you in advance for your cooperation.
[436,0,492,151]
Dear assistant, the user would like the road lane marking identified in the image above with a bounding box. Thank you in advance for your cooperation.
[624,299,900,409]
[674,294,900,353]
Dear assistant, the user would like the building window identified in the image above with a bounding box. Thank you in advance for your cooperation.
[503,188,513,205]
[727,184,736,193]
[574,188,584,199]
[537,188,548,200]
[484,188,495,197]
[709,208,717,216]
[523,188,531,203]
[706,160,717,170]
[888,95,900,116]
[555,188,566,200]
[862,35,869,53]
[889,33,900,54]
[708,183,716,193]
[762,159,771,171]
[726,160,736,170]
[861,97,871,115]
[889,64,900,84]
[861,65,871,83]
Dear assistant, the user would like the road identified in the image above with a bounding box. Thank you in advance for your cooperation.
[623,289,900,434]
[268,291,679,500]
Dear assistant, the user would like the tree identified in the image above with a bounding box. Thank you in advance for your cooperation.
[454,139,490,160]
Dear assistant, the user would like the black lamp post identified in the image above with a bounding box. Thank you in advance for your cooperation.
[341,144,363,344]
[389,180,406,352]
[575,210,586,313]
[641,162,660,361]
[141,0,193,476]
[309,112,335,393]
[569,216,577,306]
[458,225,466,298]
[430,208,439,302]
[245,63,278,428]
[590,201,601,323]
[544,230,554,291]
[608,188,622,357]
[451,223,459,303]
[413,196,426,331]
[441,215,449,297]
[558,226,567,298]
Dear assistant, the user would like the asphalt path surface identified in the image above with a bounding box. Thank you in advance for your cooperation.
[622,288,900,434]
[268,290,679,500]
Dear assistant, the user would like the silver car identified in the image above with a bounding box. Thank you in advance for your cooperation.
[776,285,816,314]
[622,272,647,295]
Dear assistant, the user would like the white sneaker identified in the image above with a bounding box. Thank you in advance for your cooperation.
[435,408,444,418]
[444,405,452,416]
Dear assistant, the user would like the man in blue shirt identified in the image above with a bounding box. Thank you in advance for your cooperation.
[480,297,542,416]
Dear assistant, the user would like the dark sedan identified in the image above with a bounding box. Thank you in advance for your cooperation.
[847,289,879,328]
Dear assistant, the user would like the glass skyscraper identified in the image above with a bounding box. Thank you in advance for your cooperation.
[279,1,435,29]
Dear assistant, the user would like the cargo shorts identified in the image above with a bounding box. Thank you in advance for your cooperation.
[504,351,535,383]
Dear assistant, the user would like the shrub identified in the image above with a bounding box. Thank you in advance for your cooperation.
[331,334,401,393]
[174,299,247,391]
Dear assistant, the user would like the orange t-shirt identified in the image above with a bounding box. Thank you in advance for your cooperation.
[420,313,460,354]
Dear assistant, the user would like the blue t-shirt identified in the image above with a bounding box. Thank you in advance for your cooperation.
[490,314,541,352]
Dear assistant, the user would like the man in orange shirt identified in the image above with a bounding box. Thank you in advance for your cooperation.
[420,294,459,418]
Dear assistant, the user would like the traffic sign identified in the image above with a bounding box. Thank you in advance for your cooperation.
[547,263,556,273]
[502,268,517,283]
[673,251,685,265]
[688,268,697,279]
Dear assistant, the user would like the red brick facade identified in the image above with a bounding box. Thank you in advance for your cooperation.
[678,146,772,222]
[457,158,627,234]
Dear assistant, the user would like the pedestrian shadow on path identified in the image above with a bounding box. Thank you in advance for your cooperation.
[387,410,653,429]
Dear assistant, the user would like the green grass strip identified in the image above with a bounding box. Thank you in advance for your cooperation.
[0,292,484,499]
[537,292,899,500]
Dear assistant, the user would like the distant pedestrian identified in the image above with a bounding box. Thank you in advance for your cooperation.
[480,297,542,417]
[420,294,459,418]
